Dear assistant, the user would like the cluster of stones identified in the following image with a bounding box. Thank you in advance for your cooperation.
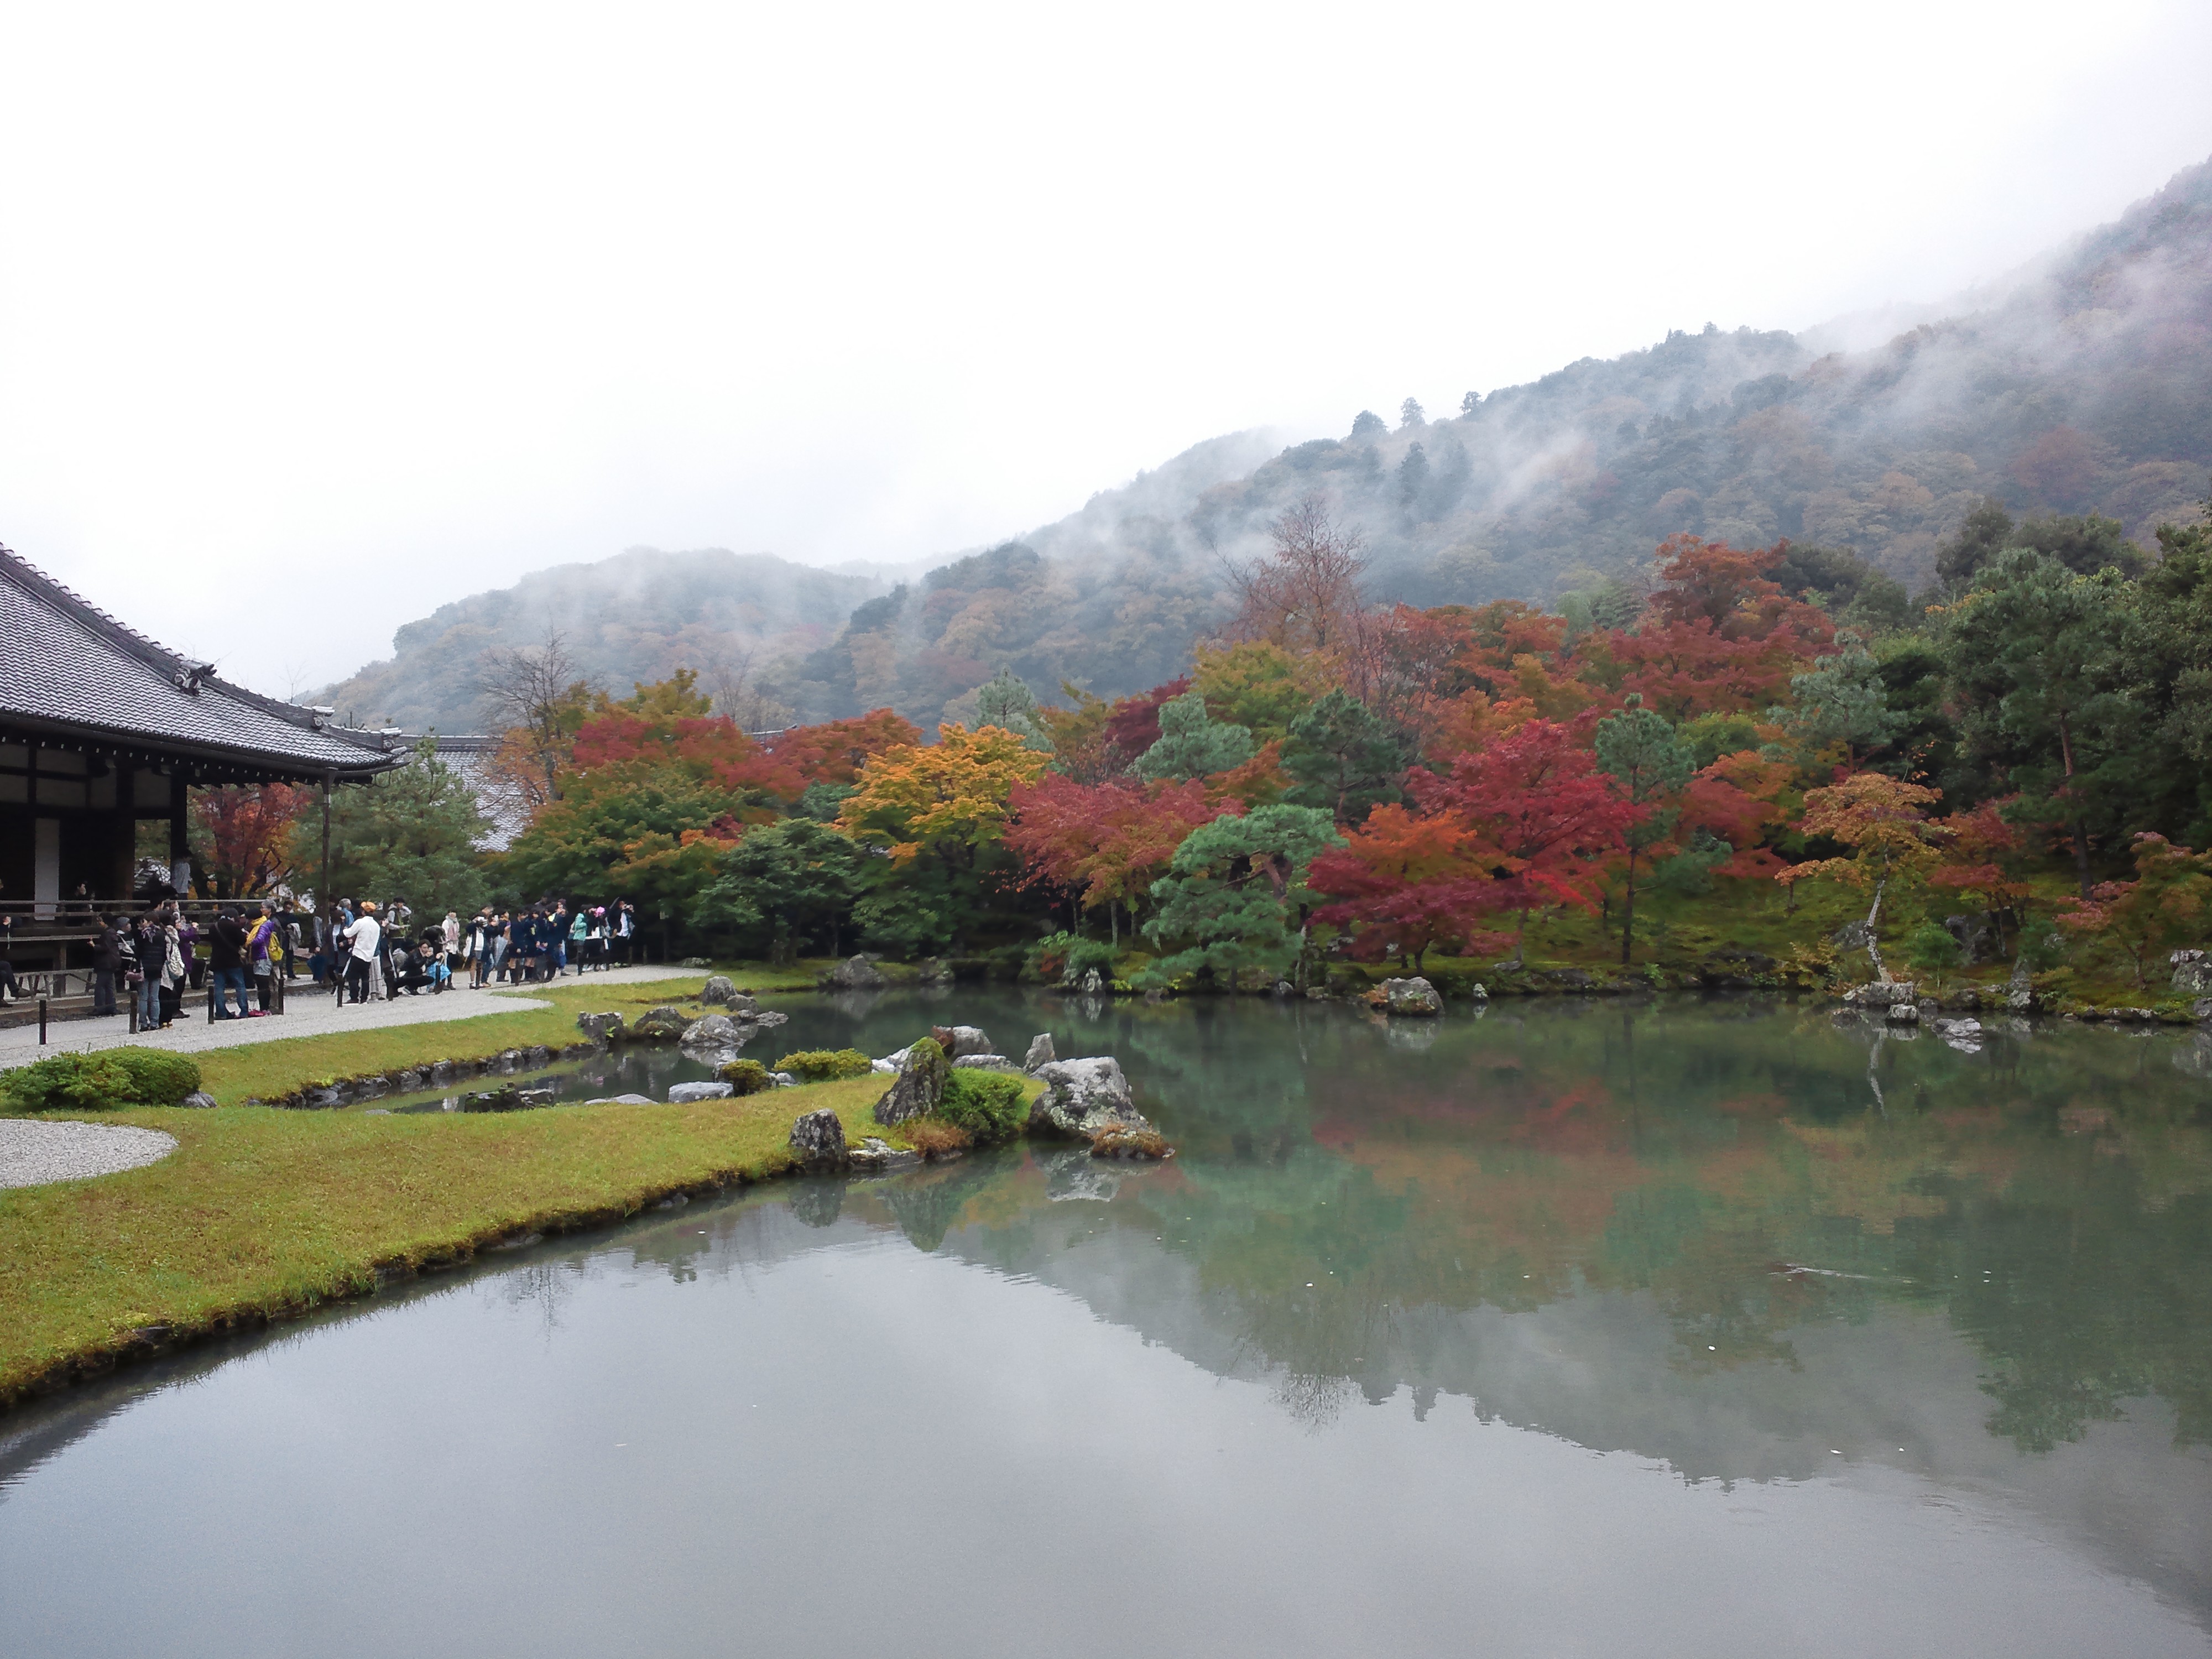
[252,1044,589,1110]
[786,1021,1169,1170]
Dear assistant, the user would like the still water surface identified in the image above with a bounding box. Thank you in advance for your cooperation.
[4,992,2211,1656]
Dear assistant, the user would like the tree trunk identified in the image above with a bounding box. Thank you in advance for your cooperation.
[2056,711,2093,898]
[1865,878,1889,982]
[1504,906,1530,969]
[1620,849,1639,968]
[1109,904,1119,950]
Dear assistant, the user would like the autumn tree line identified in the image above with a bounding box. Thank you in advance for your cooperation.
[185,489,2212,992]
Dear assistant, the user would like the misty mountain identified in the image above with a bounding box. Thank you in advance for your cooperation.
[786,156,2212,727]
[330,156,2212,734]
[316,547,888,732]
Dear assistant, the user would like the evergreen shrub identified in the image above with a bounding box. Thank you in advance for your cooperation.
[936,1070,1027,1144]
[0,1047,201,1112]
[773,1048,875,1082]
[718,1059,773,1094]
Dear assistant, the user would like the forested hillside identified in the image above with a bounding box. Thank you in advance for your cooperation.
[788,156,2212,727]
[317,547,888,731]
[329,157,2212,734]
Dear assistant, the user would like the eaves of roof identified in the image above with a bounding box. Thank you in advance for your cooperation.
[0,545,404,780]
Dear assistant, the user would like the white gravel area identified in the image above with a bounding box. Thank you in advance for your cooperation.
[0,1118,178,1188]
[0,964,705,1062]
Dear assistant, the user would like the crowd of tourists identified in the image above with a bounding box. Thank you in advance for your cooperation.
[0,891,643,1025]
[43,900,304,1027]
[317,897,639,1006]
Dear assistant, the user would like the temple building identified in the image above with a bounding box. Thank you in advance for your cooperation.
[0,545,401,929]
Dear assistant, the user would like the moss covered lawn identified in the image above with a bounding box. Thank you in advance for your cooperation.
[2,962,1038,1408]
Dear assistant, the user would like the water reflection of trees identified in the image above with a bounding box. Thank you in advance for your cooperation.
[728,989,2212,1457]
[889,997,2212,1458]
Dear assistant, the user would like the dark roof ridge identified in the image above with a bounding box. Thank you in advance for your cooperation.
[0,542,390,755]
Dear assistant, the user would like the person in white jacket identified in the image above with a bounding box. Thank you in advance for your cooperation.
[340,901,383,1006]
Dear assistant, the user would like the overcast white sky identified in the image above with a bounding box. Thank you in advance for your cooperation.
[4,1,2210,692]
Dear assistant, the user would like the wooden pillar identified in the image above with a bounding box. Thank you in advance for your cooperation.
[110,768,134,901]
[320,771,334,909]
[169,770,191,896]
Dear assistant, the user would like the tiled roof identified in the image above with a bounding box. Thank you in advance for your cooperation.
[0,545,401,779]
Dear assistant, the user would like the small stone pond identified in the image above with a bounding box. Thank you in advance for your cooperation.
[5,989,2211,1657]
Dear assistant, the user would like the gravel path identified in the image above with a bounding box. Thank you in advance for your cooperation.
[0,965,704,1062]
[0,1119,178,1188]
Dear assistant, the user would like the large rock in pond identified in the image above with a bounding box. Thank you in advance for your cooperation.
[700,975,738,1006]
[1030,1057,1156,1144]
[2172,950,2212,995]
[789,1108,847,1165]
[873,1039,948,1125]
[627,1006,693,1042]
[576,1011,625,1043]
[829,955,885,990]
[1842,980,1918,1008]
[1023,1032,1056,1072]
[678,1014,746,1053]
[1370,977,1442,1016]
[668,1081,734,1103]
[929,1024,995,1058]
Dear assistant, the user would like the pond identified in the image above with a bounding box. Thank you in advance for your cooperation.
[4,991,2211,1657]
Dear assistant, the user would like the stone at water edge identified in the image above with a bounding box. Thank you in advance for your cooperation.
[2172,951,2212,995]
[788,1108,847,1165]
[1029,1057,1155,1142]
[700,975,738,1006]
[668,1081,734,1103]
[952,1055,1021,1073]
[679,957,712,969]
[576,1011,626,1043]
[829,955,886,990]
[929,1024,995,1058]
[583,1094,656,1106]
[848,1137,921,1173]
[873,1040,948,1125]
[1886,1002,1921,1024]
[1374,977,1442,1016]
[1023,1032,1056,1072]
[724,992,760,1018]
[626,1006,693,1041]
[1842,981,1918,1008]
[179,1092,218,1109]
[678,1014,745,1051]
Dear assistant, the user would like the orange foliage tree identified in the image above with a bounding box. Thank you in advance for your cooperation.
[837,724,1050,866]
[1777,773,1949,982]
[1307,804,1511,969]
